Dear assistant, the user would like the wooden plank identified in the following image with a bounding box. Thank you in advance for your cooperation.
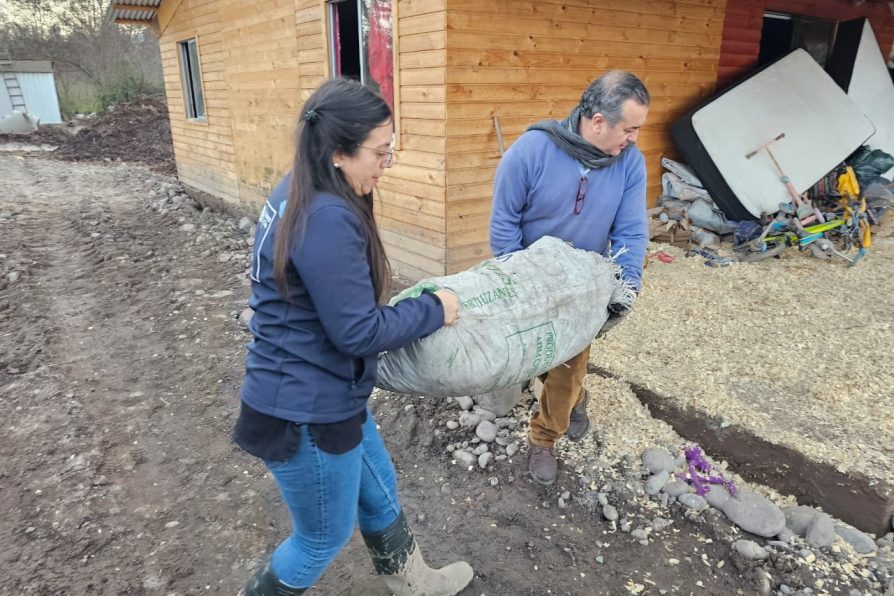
[449,0,724,20]
[445,210,488,231]
[375,189,445,218]
[446,100,572,119]
[400,85,446,102]
[446,134,513,154]
[295,3,323,24]
[446,167,495,186]
[446,31,721,59]
[380,228,446,261]
[218,2,293,28]
[399,66,446,85]
[446,182,492,202]
[446,197,493,216]
[388,149,445,171]
[227,69,298,83]
[446,241,491,266]
[379,203,445,233]
[445,152,501,170]
[446,0,719,32]
[298,62,325,78]
[297,34,324,51]
[378,173,445,202]
[399,11,445,36]
[401,118,445,137]
[377,213,445,243]
[383,161,445,185]
[172,140,235,160]
[399,50,446,69]
[296,49,325,65]
[443,228,490,252]
[722,27,762,44]
[446,82,711,102]
[388,251,446,279]
[445,100,692,121]
[400,31,446,52]
[444,123,682,154]
[721,39,760,55]
[397,0,445,19]
[445,12,723,48]
[446,48,719,72]
[447,67,718,86]
[295,20,320,37]
[401,134,446,153]
[400,102,446,119]
[169,128,235,148]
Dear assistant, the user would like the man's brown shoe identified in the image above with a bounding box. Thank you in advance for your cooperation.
[528,441,557,485]
[566,389,591,442]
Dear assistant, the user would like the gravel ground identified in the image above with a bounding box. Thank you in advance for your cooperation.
[5,153,892,594]
[589,233,894,485]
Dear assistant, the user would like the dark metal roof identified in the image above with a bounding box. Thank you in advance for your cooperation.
[0,60,54,73]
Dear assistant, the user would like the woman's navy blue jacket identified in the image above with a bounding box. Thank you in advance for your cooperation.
[240,175,443,423]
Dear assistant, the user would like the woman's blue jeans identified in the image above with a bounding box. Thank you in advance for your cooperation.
[263,410,402,588]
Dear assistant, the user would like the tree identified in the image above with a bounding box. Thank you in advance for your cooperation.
[0,0,163,114]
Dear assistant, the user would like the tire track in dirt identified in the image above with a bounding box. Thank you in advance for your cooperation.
[0,157,271,594]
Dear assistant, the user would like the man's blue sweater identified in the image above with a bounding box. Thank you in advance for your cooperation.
[490,130,649,290]
[241,176,444,424]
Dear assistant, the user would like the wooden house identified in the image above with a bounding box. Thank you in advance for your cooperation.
[111,0,894,279]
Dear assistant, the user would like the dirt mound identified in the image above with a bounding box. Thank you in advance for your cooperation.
[54,95,176,175]
[0,124,71,147]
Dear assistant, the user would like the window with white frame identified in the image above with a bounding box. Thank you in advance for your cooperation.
[178,38,206,120]
[327,0,394,108]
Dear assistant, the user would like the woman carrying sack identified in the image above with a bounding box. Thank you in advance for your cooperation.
[234,78,472,596]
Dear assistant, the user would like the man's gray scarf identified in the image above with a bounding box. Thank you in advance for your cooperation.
[527,106,628,169]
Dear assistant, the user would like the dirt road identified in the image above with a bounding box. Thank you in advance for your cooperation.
[0,156,874,595]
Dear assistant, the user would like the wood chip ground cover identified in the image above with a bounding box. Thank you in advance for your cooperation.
[590,237,894,485]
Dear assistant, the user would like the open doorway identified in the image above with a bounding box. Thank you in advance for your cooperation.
[758,11,838,68]
[329,0,361,80]
[327,0,394,108]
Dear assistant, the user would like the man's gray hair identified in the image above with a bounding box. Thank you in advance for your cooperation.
[579,70,650,126]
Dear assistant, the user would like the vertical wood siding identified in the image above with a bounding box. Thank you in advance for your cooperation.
[443,0,726,273]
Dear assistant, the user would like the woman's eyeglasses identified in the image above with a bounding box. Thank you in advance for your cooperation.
[573,176,587,215]
[357,145,397,167]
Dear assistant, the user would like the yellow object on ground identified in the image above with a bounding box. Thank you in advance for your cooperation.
[837,166,860,200]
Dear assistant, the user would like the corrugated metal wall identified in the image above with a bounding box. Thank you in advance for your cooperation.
[718,0,894,90]
[17,73,62,124]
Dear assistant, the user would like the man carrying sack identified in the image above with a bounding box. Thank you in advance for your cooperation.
[489,70,650,485]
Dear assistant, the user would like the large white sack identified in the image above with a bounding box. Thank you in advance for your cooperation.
[376,236,635,397]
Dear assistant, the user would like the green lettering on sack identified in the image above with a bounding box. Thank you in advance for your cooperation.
[544,328,555,366]
[529,336,543,378]
[461,285,518,310]
[500,321,559,382]
[476,262,516,288]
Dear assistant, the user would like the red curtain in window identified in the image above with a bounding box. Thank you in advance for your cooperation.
[365,0,394,108]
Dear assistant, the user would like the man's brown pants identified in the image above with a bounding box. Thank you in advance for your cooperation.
[528,345,590,448]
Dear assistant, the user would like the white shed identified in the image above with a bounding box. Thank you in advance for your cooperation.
[0,60,63,124]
